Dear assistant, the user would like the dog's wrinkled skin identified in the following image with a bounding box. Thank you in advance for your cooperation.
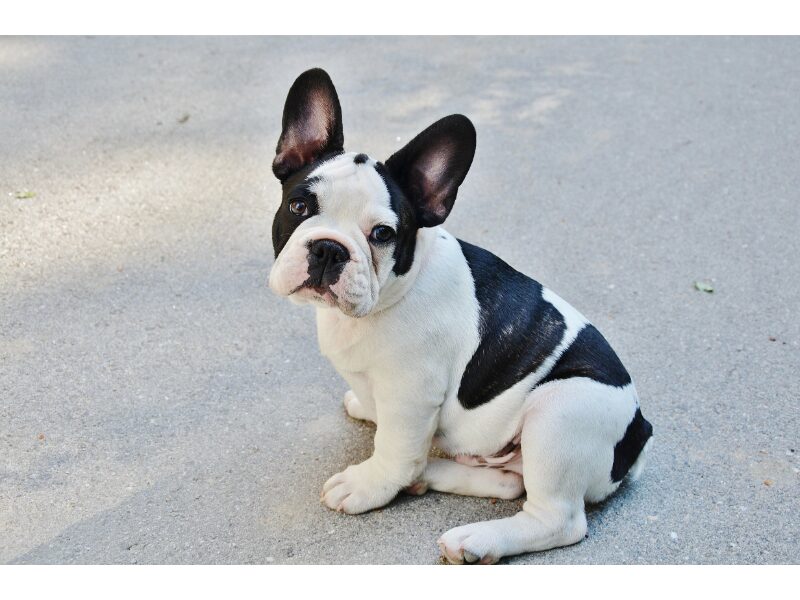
[268,68,653,564]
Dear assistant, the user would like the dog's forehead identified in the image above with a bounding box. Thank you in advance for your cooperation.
[307,152,394,221]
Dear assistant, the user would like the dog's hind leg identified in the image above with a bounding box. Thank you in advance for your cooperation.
[438,379,642,564]
[438,499,587,564]
[405,458,524,500]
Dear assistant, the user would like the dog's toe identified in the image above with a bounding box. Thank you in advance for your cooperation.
[438,523,501,565]
[437,538,464,565]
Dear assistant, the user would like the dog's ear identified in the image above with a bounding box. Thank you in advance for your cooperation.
[273,68,344,182]
[385,114,476,227]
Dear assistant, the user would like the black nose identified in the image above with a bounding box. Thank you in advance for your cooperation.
[307,239,350,287]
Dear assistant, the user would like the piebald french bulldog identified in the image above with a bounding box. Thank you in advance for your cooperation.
[268,68,653,564]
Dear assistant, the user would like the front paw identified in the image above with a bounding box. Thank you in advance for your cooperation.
[321,460,400,514]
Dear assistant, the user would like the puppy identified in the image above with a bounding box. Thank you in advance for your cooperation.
[268,68,653,564]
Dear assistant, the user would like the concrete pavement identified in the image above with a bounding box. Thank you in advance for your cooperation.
[1,36,798,564]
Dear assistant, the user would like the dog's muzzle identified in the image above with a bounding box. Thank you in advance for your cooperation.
[306,239,350,289]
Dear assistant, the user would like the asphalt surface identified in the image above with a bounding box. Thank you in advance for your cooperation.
[1,36,798,564]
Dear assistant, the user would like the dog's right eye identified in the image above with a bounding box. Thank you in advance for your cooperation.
[289,199,309,216]
[369,225,396,244]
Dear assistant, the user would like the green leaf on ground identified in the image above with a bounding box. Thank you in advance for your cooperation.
[694,280,714,293]
[14,190,36,199]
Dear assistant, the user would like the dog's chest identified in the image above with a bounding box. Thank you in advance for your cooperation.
[316,308,375,372]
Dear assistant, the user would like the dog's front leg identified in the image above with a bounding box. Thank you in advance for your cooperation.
[321,383,440,514]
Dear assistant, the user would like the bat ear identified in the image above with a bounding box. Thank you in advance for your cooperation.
[272,68,344,181]
[384,114,476,227]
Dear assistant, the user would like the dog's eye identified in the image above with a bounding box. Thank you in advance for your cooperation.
[369,225,396,244]
[289,199,309,216]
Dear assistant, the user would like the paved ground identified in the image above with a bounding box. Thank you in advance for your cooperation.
[1,37,799,564]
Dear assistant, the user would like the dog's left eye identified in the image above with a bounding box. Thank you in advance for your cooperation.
[289,199,309,216]
[369,225,396,244]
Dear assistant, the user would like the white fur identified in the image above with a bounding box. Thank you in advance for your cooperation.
[269,153,400,317]
[269,152,648,563]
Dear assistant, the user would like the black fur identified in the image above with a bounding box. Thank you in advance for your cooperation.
[536,325,632,388]
[385,115,476,228]
[273,68,344,182]
[610,408,653,482]
[374,162,418,276]
[306,239,349,288]
[272,69,478,278]
[457,240,567,410]
[271,168,321,258]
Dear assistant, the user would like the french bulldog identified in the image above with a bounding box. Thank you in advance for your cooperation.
[268,68,653,564]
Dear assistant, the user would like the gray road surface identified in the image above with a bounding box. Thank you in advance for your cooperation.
[1,36,798,564]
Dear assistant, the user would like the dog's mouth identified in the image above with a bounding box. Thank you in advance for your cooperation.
[288,280,372,318]
[290,280,339,306]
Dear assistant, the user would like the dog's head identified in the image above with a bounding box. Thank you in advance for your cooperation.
[268,68,476,318]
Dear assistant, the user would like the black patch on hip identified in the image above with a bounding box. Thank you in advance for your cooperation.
[456,240,567,410]
[536,325,632,388]
[610,408,653,482]
[353,153,369,164]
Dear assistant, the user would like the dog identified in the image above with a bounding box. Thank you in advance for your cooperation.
[268,68,653,564]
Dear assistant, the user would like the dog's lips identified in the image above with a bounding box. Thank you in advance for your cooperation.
[290,281,339,306]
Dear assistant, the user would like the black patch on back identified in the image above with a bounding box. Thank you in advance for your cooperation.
[353,153,369,164]
[611,408,653,482]
[457,240,567,409]
[537,325,632,388]
[374,161,418,276]
[271,162,325,257]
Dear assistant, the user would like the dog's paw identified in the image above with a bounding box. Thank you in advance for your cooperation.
[321,460,399,514]
[438,522,502,565]
[343,390,376,423]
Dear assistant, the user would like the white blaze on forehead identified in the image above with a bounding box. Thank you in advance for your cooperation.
[308,153,396,228]
[309,151,361,180]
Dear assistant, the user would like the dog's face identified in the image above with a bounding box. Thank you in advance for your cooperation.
[268,68,476,317]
